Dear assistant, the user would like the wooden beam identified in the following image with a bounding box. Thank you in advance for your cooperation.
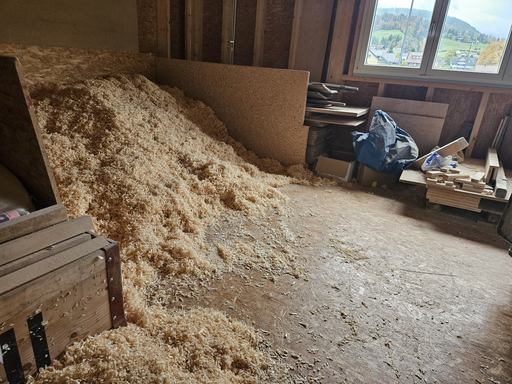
[185,0,193,60]
[221,0,236,64]
[466,91,490,158]
[192,0,203,61]
[377,82,386,96]
[157,0,171,58]
[253,0,267,66]
[288,0,304,70]
[425,86,435,102]
[348,0,365,76]
[326,0,357,83]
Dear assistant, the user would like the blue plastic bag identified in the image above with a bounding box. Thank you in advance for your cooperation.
[352,110,419,173]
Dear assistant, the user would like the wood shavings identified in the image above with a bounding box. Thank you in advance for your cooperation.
[26,74,327,383]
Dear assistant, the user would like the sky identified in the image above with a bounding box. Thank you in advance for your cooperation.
[377,0,512,38]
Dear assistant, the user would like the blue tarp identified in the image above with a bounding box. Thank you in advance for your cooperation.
[352,110,419,174]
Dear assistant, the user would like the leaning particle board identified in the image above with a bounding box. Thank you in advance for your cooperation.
[384,112,445,157]
[0,56,60,208]
[305,106,369,117]
[304,114,366,127]
[484,147,500,183]
[156,58,309,166]
[0,216,94,266]
[411,137,469,169]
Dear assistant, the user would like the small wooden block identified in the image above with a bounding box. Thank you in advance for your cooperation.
[443,173,469,181]
[440,167,449,173]
[446,181,454,186]
[471,172,486,183]
[426,170,444,178]
[426,178,438,185]
[448,169,460,174]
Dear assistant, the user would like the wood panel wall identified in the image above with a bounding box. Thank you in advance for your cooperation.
[141,0,511,162]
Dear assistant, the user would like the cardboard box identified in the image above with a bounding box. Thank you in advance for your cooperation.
[315,152,357,182]
[357,164,399,188]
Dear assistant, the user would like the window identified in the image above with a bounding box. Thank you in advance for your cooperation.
[354,0,512,86]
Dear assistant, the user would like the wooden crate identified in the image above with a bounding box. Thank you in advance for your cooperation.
[0,55,67,244]
[0,222,126,383]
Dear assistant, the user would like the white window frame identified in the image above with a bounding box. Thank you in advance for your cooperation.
[354,0,512,87]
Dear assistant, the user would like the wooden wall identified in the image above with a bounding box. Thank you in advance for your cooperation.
[138,0,512,165]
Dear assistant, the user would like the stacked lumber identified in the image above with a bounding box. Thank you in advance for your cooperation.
[304,82,368,127]
[305,125,335,165]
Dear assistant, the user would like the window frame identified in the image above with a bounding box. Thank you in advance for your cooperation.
[353,0,512,87]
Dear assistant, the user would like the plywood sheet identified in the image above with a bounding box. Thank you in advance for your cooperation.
[305,106,369,117]
[156,58,309,166]
[385,112,445,157]
[369,96,449,120]
[0,44,155,85]
[0,0,138,52]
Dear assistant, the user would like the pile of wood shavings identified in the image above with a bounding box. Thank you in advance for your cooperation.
[29,74,329,382]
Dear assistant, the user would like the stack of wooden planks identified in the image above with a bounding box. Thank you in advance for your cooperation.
[305,82,369,127]
[401,146,510,214]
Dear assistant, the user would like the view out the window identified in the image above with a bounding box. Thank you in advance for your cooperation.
[365,0,512,75]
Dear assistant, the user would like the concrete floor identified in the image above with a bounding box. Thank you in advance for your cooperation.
[164,183,512,383]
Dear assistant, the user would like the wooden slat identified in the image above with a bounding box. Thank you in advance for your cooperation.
[192,0,203,61]
[305,114,366,127]
[348,0,365,76]
[253,0,267,66]
[157,0,171,58]
[0,216,94,266]
[425,87,435,102]
[326,0,357,83]
[399,169,426,186]
[495,162,507,199]
[287,0,334,82]
[411,137,469,169]
[0,248,111,381]
[0,204,68,244]
[0,233,91,278]
[221,0,236,64]
[460,91,489,158]
[376,83,385,96]
[0,236,109,295]
[305,106,369,117]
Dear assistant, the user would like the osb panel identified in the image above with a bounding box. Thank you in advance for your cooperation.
[156,58,309,165]
[338,80,379,107]
[202,0,223,63]
[263,0,295,69]
[432,88,482,147]
[170,0,186,59]
[473,93,512,159]
[233,0,257,66]
[383,84,427,101]
[137,0,158,54]
[0,44,155,85]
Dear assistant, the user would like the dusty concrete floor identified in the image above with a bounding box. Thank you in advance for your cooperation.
[164,183,512,383]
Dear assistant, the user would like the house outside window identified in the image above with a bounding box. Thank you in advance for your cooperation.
[354,0,512,86]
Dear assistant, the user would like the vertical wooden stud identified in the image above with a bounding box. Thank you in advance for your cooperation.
[348,0,365,76]
[377,83,386,96]
[288,0,304,70]
[253,0,267,66]
[185,0,193,60]
[466,91,491,158]
[193,0,203,61]
[326,0,357,83]
[222,0,236,64]
[425,86,435,102]
[157,0,171,58]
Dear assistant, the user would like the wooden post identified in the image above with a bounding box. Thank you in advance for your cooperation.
[185,0,203,61]
[466,91,491,158]
[425,86,435,102]
[221,0,236,64]
[157,0,171,58]
[377,83,386,96]
[288,0,304,70]
[326,0,357,83]
[185,0,193,60]
[348,0,365,76]
[253,0,267,66]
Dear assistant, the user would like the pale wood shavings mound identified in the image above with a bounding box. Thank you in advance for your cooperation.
[29,309,288,384]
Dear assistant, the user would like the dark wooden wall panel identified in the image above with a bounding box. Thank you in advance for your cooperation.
[473,93,512,159]
[202,0,223,63]
[234,0,257,66]
[432,89,482,147]
[263,0,295,68]
[137,0,158,54]
[383,84,427,101]
[338,80,379,107]
[170,0,185,59]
